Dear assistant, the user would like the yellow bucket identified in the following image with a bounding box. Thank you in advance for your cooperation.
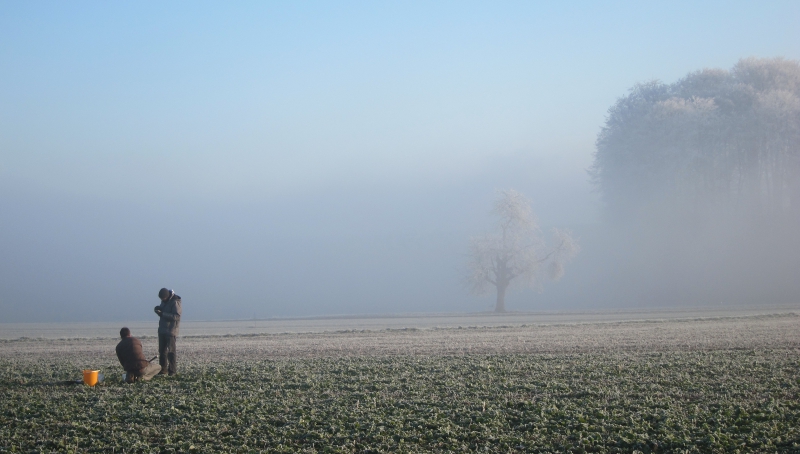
[83,369,100,386]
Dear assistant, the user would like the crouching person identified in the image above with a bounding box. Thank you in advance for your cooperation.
[115,327,161,383]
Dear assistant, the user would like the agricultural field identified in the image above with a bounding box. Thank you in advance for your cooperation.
[1,313,799,452]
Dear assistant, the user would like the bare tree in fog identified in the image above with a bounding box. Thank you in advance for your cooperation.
[467,189,578,312]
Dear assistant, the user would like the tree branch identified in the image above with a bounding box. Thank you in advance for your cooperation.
[536,239,566,263]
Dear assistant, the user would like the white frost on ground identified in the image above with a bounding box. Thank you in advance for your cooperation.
[1,312,798,361]
[1,305,798,339]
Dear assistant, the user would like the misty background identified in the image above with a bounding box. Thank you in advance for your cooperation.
[2,2,799,322]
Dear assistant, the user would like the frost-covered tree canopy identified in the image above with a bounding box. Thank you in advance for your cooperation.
[586,57,800,308]
[467,189,578,312]
[591,57,800,222]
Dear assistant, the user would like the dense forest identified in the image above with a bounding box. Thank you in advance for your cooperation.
[592,57,800,225]
[588,58,800,306]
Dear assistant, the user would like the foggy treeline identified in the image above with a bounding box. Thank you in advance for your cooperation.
[586,57,800,307]
[594,57,800,222]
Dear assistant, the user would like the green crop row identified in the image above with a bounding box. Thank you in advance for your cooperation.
[1,350,799,452]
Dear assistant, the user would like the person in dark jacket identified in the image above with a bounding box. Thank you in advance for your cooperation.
[155,287,181,376]
[116,327,161,383]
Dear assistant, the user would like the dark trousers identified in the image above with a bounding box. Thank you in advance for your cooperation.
[158,334,177,374]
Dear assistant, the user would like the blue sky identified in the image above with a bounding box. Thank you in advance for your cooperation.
[4,1,797,203]
[1,2,799,321]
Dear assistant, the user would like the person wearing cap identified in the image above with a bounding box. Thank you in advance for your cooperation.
[154,287,182,376]
[116,327,161,383]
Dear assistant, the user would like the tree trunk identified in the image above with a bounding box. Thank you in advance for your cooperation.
[495,283,507,312]
[494,258,511,313]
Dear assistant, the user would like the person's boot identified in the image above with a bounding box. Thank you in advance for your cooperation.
[158,355,168,375]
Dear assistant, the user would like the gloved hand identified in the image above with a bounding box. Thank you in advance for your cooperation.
[154,306,162,316]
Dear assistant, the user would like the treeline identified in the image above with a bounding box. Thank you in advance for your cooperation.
[585,58,800,306]
[592,57,800,224]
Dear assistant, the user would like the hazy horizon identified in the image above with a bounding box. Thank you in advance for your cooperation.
[2,2,799,323]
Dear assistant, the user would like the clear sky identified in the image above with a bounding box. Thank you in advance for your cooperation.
[1,1,799,322]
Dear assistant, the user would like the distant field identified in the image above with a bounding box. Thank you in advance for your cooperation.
[2,304,798,339]
[1,311,799,452]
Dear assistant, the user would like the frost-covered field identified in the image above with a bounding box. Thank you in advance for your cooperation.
[1,312,799,452]
[2,305,796,340]
[3,312,800,360]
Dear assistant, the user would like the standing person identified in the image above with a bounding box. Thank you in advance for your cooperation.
[154,287,181,376]
[116,327,161,383]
